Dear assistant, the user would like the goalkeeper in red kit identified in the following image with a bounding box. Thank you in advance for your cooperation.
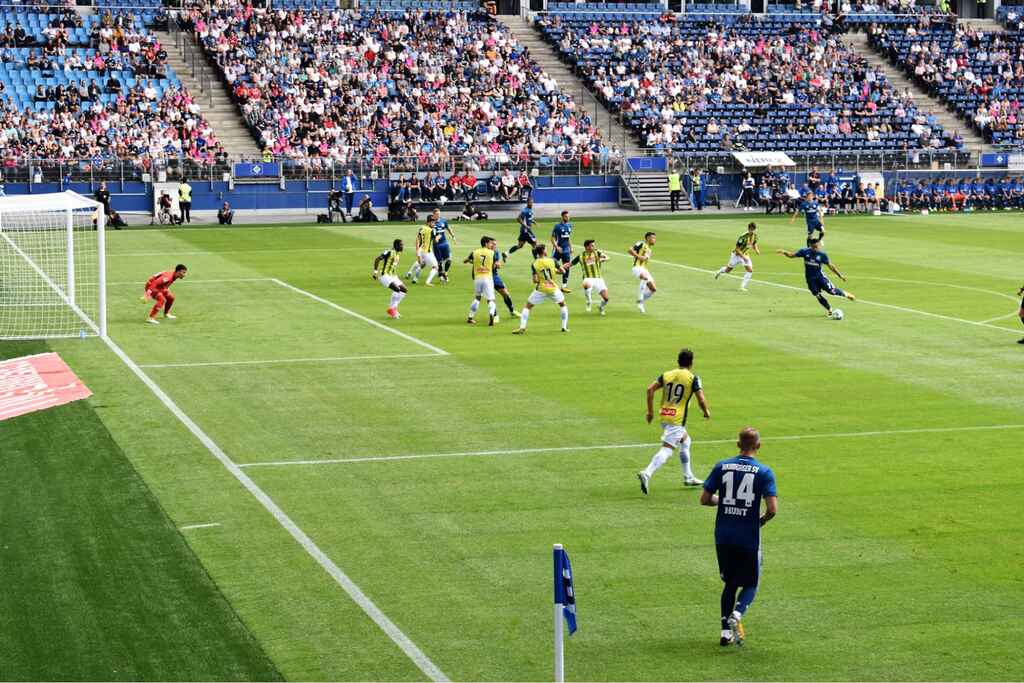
[142,264,187,324]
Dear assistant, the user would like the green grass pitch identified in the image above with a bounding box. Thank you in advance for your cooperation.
[2,211,1023,681]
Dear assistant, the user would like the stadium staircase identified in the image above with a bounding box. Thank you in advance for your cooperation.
[844,31,990,155]
[619,173,686,211]
[495,15,644,157]
[156,30,263,159]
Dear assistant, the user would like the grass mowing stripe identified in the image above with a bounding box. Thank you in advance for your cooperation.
[107,278,275,286]
[0,341,282,681]
[271,278,450,356]
[606,250,1023,334]
[139,352,440,369]
[111,247,381,256]
[237,423,1024,467]
[98,332,452,683]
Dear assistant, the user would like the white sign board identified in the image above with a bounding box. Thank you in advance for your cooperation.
[732,152,796,168]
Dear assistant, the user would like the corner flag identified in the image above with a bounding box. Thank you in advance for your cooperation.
[553,545,577,635]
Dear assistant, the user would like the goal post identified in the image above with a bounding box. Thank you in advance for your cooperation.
[0,191,106,340]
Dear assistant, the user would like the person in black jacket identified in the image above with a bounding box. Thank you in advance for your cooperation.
[94,181,111,215]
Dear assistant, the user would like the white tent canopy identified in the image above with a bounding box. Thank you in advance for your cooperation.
[0,190,99,213]
[731,152,796,168]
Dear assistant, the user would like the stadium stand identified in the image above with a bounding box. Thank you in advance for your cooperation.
[0,3,225,173]
[868,15,1024,148]
[181,0,611,173]
[534,9,961,166]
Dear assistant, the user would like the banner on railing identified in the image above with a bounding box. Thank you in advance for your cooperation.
[234,162,280,178]
[979,152,1024,170]
[732,152,796,168]
[627,157,667,172]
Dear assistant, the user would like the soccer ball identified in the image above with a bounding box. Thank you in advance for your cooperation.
[832,309,844,320]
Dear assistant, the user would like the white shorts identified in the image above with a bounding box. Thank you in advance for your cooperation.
[728,253,753,269]
[582,277,608,292]
[527,288,565,306]
[474,278,495,300]
[660,423,690,448]
[380,274,402,289]
[418,250,437,268]
[632,265,652,281]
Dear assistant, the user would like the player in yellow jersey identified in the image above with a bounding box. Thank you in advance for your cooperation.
[406,217,439,286]
[463,236,498,326]
[372,238,407,319]
[512,244,569,334]
[637,348,711,494]
[570,239,610,314]
[714,222,760,291]
[629,231,657,313]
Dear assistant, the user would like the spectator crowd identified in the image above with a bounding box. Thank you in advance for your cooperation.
[536,11,959,154]
[0,9,226,165]
[869,15,1024,146]
[182,0,614,170]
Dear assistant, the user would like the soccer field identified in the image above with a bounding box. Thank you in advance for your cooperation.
[2,211,1023,681]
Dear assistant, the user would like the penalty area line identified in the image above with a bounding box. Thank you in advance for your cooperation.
[271,278,449,356]
[605,251,1022,334]
[977,311,1022,324]
[236,423,1024,468]
[99,335,450,682]
[180,522,222,531]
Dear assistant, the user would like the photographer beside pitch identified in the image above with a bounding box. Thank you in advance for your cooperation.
[700,427,777,647]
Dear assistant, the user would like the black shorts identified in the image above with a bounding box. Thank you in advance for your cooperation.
[518,229,537,245]
[716,543,761,586]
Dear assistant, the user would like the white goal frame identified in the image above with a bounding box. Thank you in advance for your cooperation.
[0,191,106,339]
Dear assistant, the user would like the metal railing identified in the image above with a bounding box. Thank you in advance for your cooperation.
[0,145,1019,190]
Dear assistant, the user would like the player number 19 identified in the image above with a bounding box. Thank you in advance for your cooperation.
[664,382,686,404]
[721,471,755,507]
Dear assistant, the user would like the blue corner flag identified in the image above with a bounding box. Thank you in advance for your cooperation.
[553,545,577,635]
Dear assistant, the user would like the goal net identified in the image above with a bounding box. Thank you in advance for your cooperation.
[0,191,106,339]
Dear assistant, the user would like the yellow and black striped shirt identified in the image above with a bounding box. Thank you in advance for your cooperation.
[572,250,604,279]
[735,232,757,255]
[378,249,400,276]
[632,240,652,267]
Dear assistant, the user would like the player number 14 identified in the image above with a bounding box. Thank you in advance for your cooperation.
[721,471,755,507]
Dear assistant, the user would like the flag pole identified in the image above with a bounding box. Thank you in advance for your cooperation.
[553,543,565,683]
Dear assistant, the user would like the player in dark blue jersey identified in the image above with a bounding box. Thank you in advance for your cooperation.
[701,427,778,647]
[550,210,574,292]
[491,241,517,318]
[507,197,537,257]
[777,238,856,317]
[429,207,456,283]
[791,190,824,244]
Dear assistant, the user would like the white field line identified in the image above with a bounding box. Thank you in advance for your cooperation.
[271,278,449,356]
[237,423,1024,468]
[751,273,1020,302]
[179,522,222,531]
[140,352,439,369]
[607,251,1022,334]
[111,247,379,257]
[100,335,450,682]
[107,278,275,286]
[977,311,1022,324]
